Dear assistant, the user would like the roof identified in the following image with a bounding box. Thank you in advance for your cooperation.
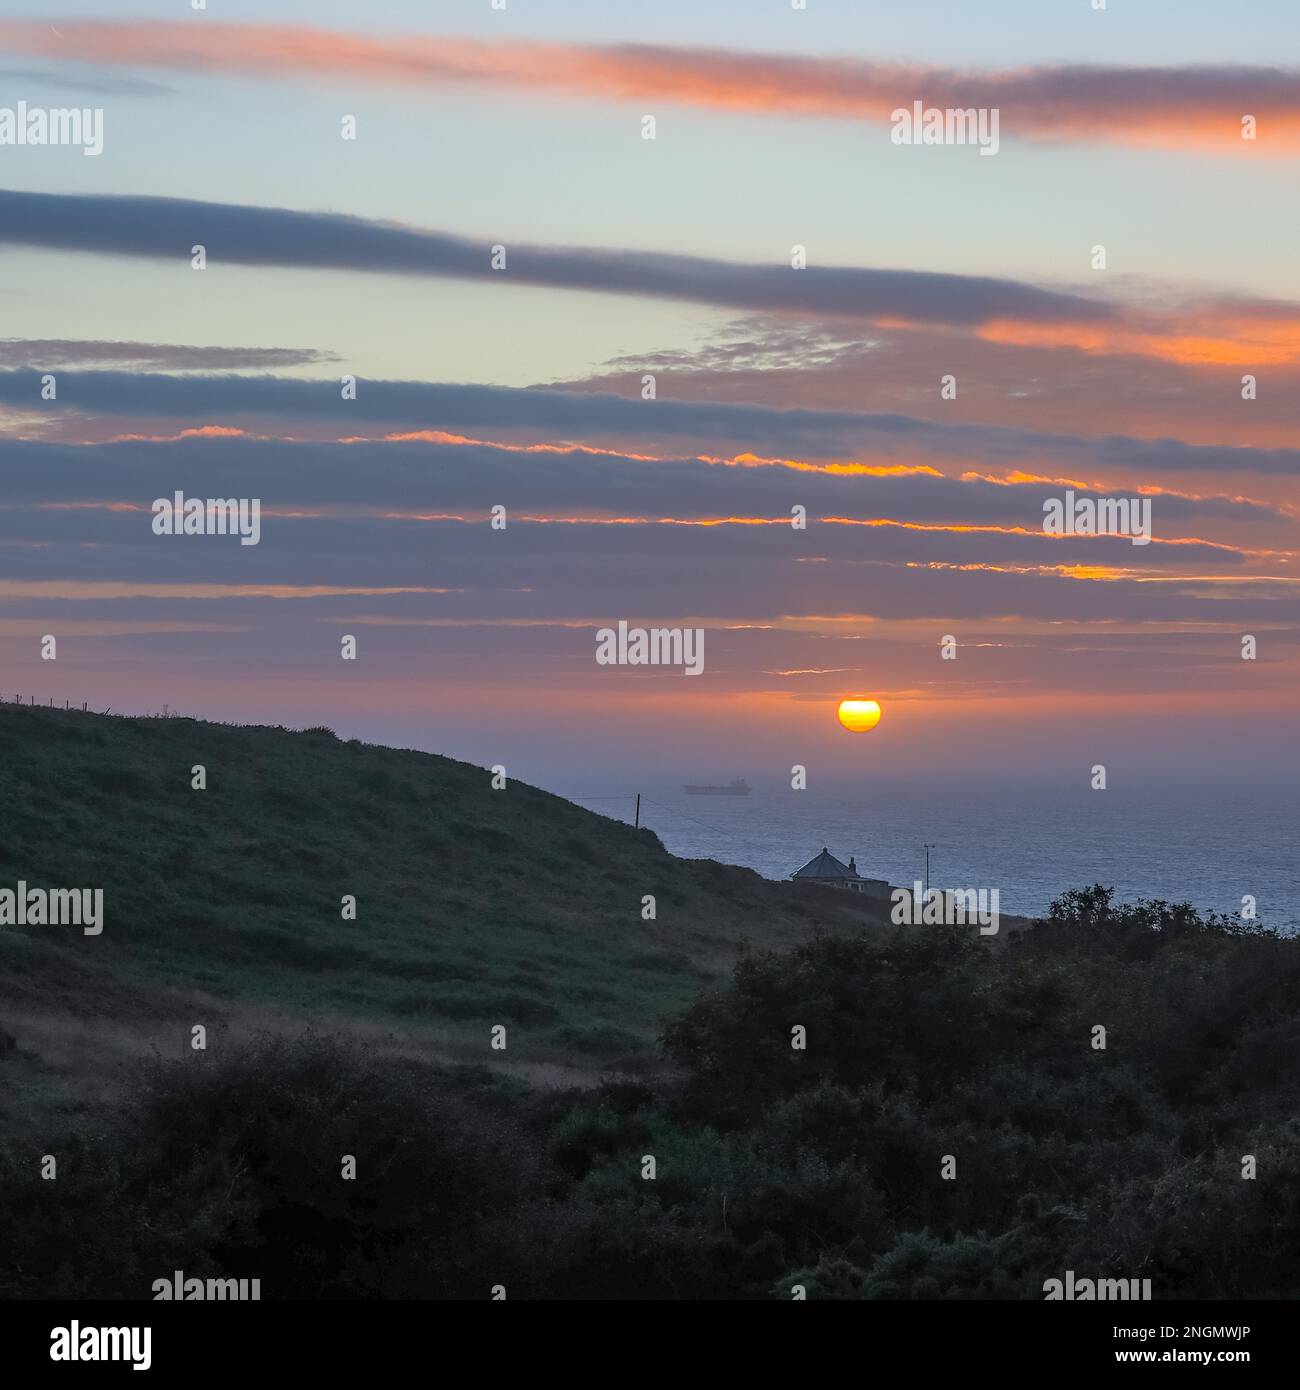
[791,848,864,881]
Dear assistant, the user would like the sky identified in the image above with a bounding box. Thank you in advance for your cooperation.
[0,2,1297,789]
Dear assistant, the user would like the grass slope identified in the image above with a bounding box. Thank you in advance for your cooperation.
[0,703,890,1104]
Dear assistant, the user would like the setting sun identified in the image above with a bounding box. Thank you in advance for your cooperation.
[837,698,882,732]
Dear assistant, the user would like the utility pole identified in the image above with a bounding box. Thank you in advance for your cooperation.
[923,843,937,899]
[635,793,641,830]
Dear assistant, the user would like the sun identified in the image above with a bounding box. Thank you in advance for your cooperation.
[837,698,882,732]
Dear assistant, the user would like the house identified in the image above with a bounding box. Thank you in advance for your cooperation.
[790,848,890,898]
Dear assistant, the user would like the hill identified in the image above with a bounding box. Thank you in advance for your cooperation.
[0,701,892,1118]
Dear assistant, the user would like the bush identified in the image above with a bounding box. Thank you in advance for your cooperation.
[6,887,1299,1299]
[0,1035,540,1299]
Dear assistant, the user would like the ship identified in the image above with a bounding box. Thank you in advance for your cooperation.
[683,777,751,795]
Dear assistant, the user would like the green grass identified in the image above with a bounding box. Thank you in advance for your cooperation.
[0,703,888,1105]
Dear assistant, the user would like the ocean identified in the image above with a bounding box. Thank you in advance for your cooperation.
[556,778,1300,933]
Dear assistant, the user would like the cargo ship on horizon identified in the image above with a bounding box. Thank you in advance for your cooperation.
[683,777,751,795]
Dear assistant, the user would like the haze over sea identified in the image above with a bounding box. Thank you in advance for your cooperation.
[554,777,1300,933]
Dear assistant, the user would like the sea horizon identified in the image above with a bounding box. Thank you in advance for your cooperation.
[552,775,1300,932]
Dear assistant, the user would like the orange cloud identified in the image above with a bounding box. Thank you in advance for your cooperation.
[105,424,258,443]
[2,21,1297,153]
[979,312,1300,367]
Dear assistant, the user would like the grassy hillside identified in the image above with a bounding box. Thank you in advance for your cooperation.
[0,702,890,1109]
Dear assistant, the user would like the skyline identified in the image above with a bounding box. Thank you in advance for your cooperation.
[1,4,1297,785]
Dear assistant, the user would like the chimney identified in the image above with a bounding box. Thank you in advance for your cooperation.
[848,857,857,874]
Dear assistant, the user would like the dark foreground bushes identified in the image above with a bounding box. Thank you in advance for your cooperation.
[2,886,1298,1299]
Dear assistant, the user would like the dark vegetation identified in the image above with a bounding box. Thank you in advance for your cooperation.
[3,882,1296,1299]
